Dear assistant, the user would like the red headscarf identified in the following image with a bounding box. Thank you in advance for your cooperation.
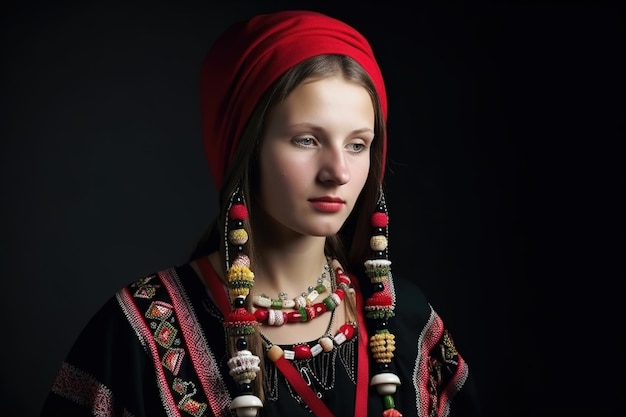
[200,10,388,190]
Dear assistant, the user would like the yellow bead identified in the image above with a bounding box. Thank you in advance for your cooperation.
[229,229,249,245]
[266,345,284,362]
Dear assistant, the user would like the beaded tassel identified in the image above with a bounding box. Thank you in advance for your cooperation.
[224,188,263,417]
[366,193,402,417]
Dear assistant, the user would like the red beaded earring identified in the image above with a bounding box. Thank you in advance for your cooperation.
[222,186,263,417]
[365,187,402,417]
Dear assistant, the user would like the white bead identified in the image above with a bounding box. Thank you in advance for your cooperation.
[294,296,306,308]
[306,290,319,302]
[319,337,333,352]
[369,372,401,395]
[227,350,261,380]
[310,344,323,357]
[252,296,271,308]
[364,259,392,269]
[230,394,263,417]
[334,332,347,345]
[268,310,284,326]
[282,299,296,308]
[284,349,295,360]
[370,235,388,251]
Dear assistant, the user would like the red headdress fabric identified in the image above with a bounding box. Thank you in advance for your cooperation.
[200,10,388,190]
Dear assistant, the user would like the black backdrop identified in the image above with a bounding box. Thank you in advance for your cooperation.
[1,2,622,416]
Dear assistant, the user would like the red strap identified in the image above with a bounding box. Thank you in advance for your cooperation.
[195,256,231,315]
[352,274,370,417]
[274,356,336,417]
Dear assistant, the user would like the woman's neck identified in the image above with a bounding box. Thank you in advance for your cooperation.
[251,236,329,297]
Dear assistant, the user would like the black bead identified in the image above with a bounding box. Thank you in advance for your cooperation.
[236,337,248,350]
[233,195,244,204]
[233,297,245,308]
[232,220,244,229]
[377,203,385,212]
[377,320,388,330]
[378,363,390,371]
[373,227,385,235]
[238,382,252,394]
[374,251,385,258]
[234,245,244,253]
[372,282,384,292]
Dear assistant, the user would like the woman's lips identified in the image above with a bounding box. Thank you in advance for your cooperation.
[309,197,345,213]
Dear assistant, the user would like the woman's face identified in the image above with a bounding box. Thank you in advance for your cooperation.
[259,76,375,239]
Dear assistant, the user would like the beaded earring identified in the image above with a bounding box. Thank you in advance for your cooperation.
[365,187,402,417]
[222,186,263,417]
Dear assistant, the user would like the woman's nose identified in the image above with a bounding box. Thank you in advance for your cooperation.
[318,146,350,185]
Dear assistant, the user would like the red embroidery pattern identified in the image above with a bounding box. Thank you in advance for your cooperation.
[172,377,208,417]
[163,348,186,375]
[159,269,233,416]
[413,308,469,417]
[51,362,134,416]
[133,275,161,299]
[121,269,233,416]
[124,273,210,417]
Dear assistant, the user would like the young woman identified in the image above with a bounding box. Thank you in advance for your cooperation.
[40,10,483,417]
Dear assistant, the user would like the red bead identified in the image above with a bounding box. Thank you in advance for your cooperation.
[304,306,316,319]
[335,270,351,286]
[313,303,327,315]
[254,309,269,322]
[335,289,345,301]
[339,323,355,340]
[366,291,393,307]
[229,204,248,220]
[371,212,388,227]
[227,307,257,324]
[287,311,304,322]
[294,344,312,360]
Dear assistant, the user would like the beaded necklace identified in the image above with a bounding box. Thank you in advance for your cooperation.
[258,266,354,360]
[216,188,401,417]
[260,264,370,417]
[252,264,345,326]
[252,262,331,310]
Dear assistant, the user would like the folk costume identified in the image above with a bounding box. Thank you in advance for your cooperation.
[40,10,483,417]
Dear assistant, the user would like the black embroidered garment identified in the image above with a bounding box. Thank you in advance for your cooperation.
[40,263,483,417]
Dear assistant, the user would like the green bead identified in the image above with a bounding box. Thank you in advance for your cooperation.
[383,394,395,409]
[323,297,336,311]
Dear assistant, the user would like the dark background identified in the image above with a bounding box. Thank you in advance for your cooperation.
[1,1,622,416]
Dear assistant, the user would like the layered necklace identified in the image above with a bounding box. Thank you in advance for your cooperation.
[220,188,401,417]
[251,261,351,327]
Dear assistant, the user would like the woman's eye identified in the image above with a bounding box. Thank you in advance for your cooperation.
[293,136,316,147]
[347,142,366,153]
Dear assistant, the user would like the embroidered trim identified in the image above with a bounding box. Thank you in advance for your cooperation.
[51,361,134,417]
[118,269,233,417]
[160,268,233,415]
[412,306,469,417]
[118,284,181,416]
